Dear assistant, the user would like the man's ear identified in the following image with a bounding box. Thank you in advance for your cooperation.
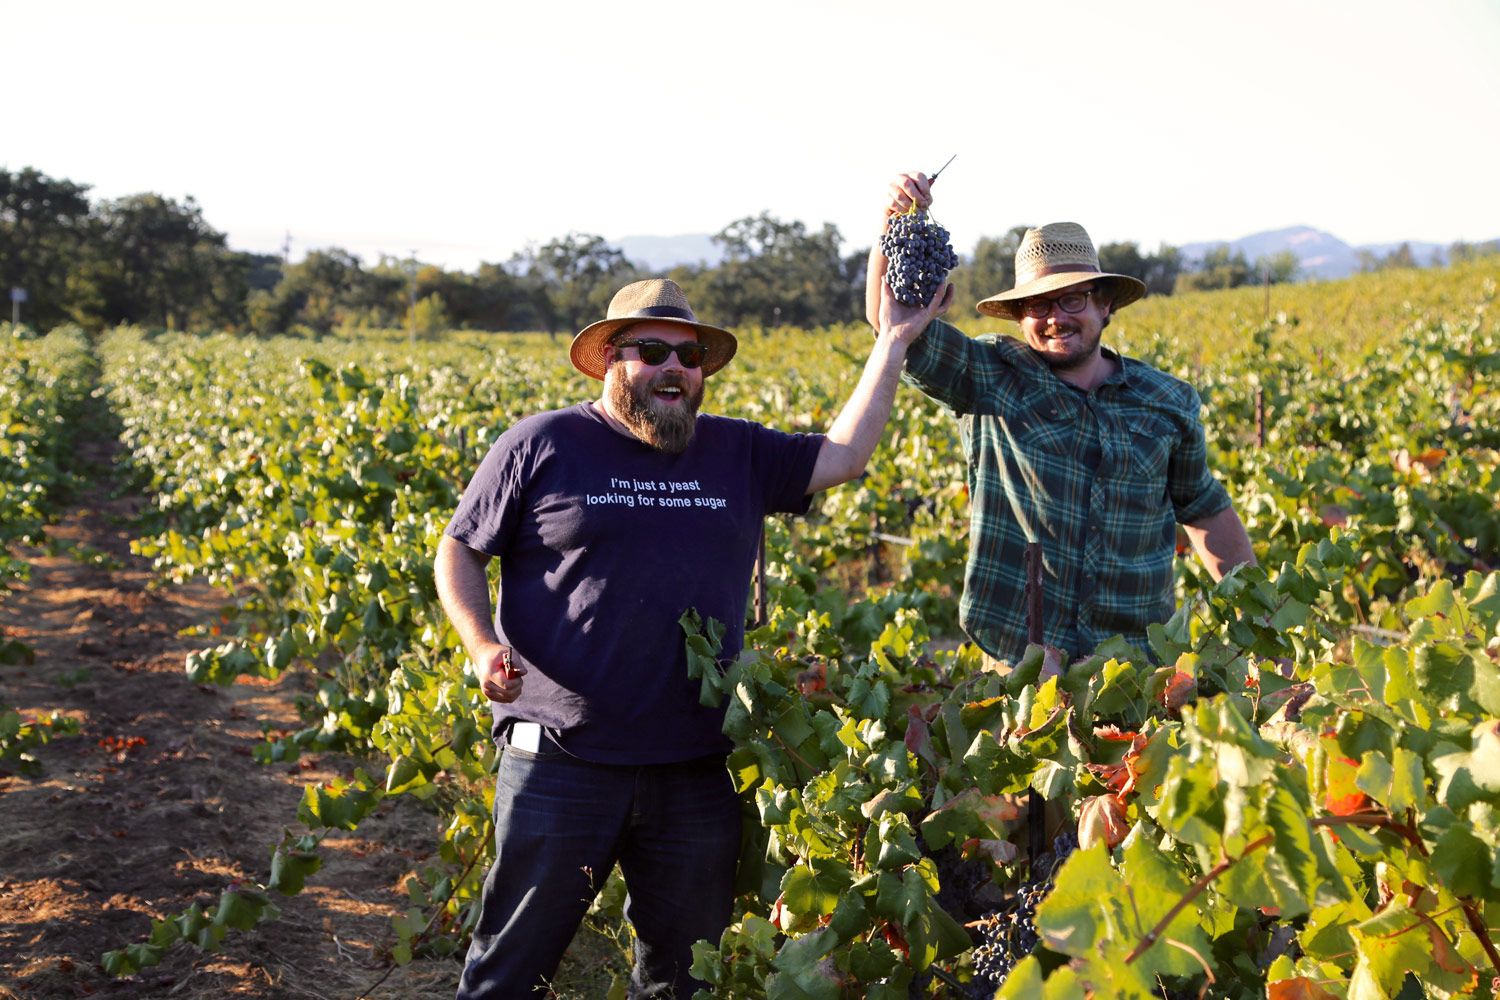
[601,342,618,369]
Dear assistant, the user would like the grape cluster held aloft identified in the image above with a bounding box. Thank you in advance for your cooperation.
[880,210,960,307]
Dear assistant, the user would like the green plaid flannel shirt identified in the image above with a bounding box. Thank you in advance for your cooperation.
[903,318,1231,662]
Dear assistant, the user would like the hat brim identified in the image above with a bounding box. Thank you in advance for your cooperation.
[976,272,1147,321]
[569,316,738,381]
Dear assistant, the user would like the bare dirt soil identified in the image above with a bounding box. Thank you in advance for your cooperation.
[0,426,464,1000]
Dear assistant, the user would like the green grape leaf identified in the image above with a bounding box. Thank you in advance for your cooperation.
[1265,784,1333,908]
[1356,747,1425,814]
[1429,824,1494,900]
[869,815,922,872]
[1431,721,1500,811]
[781,858,851,919]
[1350,904,1439,999]
[995,955,1043,999]
[1116,825,1215,978]
[213,887,276,930]
[1157,753,1224,847]
[267,847,322,896]
[961,728,1035,796]
[1300,900,1370,962]
[1034,842,1118,957]
[297,779,383,831]
[919,788,1021,848]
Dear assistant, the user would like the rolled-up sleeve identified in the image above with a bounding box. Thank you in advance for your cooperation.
[1168,409,1231,524]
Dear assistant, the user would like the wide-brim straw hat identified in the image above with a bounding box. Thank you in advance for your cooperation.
[569,278,737,380]
[976,222,1147,321]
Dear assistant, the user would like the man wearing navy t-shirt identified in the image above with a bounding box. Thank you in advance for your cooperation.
[436,276,953,998]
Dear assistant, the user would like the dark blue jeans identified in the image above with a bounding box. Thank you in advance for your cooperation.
[456,738,741,999]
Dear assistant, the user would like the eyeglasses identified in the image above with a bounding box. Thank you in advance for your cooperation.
[1020,290,1094,319]
[616,339,708,368]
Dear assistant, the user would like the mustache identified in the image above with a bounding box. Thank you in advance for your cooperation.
[649,372,690,392]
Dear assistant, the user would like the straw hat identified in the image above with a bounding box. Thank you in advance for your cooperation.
[569,278,737,380]
[976,222,1147,321]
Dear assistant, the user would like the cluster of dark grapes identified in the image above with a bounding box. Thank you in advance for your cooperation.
[969,880,1048,992]
[880,210,960,307]
[1046,831,1079,872]
[968,833,1079,996]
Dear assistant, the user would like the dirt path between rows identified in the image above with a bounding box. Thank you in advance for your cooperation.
[0,418,460,999]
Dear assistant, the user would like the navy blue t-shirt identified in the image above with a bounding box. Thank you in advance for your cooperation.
[445,401,824,764]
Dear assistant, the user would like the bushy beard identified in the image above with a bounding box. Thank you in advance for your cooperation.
[605,366,704,453]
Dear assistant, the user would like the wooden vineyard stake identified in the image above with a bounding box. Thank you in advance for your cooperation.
[1025,541,1046,864]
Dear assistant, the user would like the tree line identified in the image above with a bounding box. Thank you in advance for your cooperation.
[4,166,1490,338]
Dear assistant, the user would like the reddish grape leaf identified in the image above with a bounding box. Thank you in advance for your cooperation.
[1267,977,1340,1000]
[1324,753,1373,816]
[1078,794,1129,850]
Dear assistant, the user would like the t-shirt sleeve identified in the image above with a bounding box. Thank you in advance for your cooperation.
[444,434,529,557]
[750,421,825,515]
[1168,411,1232,525]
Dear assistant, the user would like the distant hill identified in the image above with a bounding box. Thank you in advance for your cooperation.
[613,234,724,272]
[1178,226,1456,280]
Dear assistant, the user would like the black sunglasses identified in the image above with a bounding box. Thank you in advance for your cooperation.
[615,339,708,368]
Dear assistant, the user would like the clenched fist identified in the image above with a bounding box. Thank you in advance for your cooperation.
[477,645,526,703]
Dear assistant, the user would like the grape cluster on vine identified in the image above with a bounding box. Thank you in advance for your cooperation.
[969,880,1048,993]
[967,832,1079,996]
[880,210,960,307]
[1038,830,1079,879]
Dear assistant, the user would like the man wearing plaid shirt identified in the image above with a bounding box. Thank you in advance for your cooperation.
[868,172,1255,663]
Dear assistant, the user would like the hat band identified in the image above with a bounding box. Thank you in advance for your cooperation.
[1017,263,1101,284]
[624,304,697,322]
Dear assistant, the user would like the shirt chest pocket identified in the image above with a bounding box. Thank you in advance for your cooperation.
[1007,397,1073,456]
[1123,415,1175,493]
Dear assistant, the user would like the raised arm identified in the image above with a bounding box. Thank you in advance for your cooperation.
[807,277,953,494]
[865,171,935,327]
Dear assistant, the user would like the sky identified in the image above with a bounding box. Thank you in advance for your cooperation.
[9,0,1500,273]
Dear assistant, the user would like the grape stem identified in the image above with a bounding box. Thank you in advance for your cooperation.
[926,963,966,992]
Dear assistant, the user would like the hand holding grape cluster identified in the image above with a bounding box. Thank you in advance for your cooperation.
[880,158,960,308]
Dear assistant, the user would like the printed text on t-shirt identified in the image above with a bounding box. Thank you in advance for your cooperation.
[586,477,729,510]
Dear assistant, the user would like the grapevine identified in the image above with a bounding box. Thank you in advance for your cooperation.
[47,256,1498,998]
